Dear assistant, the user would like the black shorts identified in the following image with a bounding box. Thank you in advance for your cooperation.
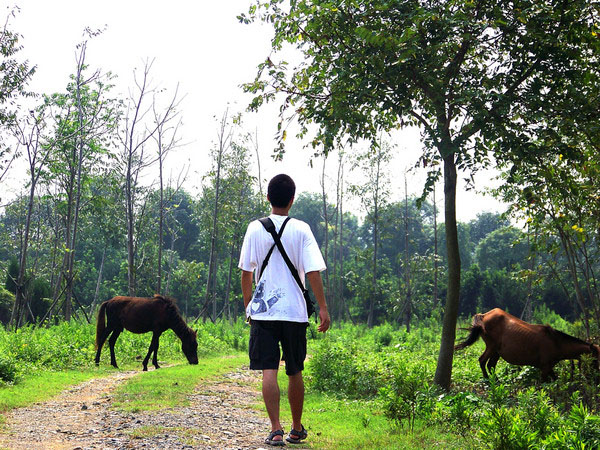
[249,320,308,375]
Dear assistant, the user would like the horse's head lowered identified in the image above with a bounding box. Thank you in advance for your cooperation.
[182,328,198,365]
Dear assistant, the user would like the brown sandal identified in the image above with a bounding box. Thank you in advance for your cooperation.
[265,429,285,446]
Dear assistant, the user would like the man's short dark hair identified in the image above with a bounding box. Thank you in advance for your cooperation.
[268,174,296,208]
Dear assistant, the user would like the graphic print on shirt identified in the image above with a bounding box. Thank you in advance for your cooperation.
[250,278,285,316]
[250,279,267,314]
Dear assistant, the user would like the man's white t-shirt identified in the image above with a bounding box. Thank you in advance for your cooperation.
[238,214,326,323]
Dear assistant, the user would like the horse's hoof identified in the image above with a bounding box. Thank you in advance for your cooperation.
[143,367,148,371]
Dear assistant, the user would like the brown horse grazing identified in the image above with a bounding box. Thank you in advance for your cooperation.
[95,295,198,371]
[455,308,600,381]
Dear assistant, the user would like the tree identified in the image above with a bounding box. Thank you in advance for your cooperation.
[241,0,598,388]
[0,7,35,184]
[152,87,183,294]
[9,107,50,328]
[117,59,181,296]
[46,34,118,320]
[349,139,391,327]
[203,110,236,321]
[475,226,528,272]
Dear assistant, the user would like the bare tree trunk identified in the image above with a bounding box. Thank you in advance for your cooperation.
[403,175,412,333]
[205,110,233,321]
[338,162,353,324]
[320,156,330,304]
[89,246,106,315]
[332,154,341,320]
[434,153,461,390]
[120,60,181,296]
[367,149,381,328]
[157,143,164,294]
[559,230,591,337]
[433,184,438,310]
[165,235,176,295]
[10,114,48,329]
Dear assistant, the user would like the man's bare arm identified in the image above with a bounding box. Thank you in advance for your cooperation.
[306,271,330,332]
[241,270,253,311]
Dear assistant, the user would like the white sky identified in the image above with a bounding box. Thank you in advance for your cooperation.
[6,0,505,222]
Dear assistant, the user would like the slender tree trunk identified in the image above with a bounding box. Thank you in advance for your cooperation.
[205,111,230,321]
[165,235,176,295]
[367,151,381,328]
[339,163,353,324]
[11,182,35,329]
[224,240,236,321]
[157,142,164,294]
[321,156,330,303]
[89,246,106,315]
[434,153,461,390]
[403,175,412,333]
[433,184,438,310]
[559,231,591,337]
[332,154,341,320]
[126,164,136,295]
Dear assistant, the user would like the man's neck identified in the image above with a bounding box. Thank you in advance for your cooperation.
[271,207,290,216]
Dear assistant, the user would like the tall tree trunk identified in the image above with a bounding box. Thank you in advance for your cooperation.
[433,184,438,310]
[126,163,136,296]
[205,111,230,321]
[321,156,330,303]
[165,235,176,295]
[403,175,412,333]
[367,151,381,328]
[157,140,165,294]
[11,182,35,329]
[89,246,106,315]
[332,154,341,320]
[434,153,461,390]
[559,231,591,337]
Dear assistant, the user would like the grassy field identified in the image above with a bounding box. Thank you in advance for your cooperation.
[0,315,598,448]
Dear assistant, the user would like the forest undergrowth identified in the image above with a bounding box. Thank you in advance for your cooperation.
[0,311,598,449]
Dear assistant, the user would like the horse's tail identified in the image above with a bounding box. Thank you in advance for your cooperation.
[95,302,107,350]
[455,313,485,351]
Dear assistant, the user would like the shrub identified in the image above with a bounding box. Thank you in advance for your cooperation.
[379,360,430,430]
[0,353,19,383]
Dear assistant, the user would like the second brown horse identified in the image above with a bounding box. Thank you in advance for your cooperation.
[95,295,198,371]
[455,308,600,381]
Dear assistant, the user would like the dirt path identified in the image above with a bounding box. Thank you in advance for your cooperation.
[0,365,271,450]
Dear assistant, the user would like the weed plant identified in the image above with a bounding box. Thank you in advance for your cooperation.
[0,318,248,384]
[306,315,600,449]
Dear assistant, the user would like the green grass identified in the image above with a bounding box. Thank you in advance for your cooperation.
[273,370,472,449]
[112,354,247,412]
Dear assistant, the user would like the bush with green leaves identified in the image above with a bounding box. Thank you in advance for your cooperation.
[0,318,246,377]
[379,358,432,430]
[0,353,19,384]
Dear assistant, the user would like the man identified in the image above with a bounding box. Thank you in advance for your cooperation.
[239,174,330,446]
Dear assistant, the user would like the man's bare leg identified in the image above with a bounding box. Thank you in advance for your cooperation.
[288,371,304,433]
[263,369,283,441]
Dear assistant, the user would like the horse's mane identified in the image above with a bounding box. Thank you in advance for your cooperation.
[153,295,194,337]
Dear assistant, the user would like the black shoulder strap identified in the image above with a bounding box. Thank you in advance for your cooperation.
[257,217,291,281]
[259,217,307,295]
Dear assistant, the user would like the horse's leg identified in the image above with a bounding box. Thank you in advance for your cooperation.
[108,326,123,368]
[540,364,556,382]
[94,326,113,366]
[152,332,162,369]
[142,332,161,371]
[479,347,494,378]
[487,351,500,376]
